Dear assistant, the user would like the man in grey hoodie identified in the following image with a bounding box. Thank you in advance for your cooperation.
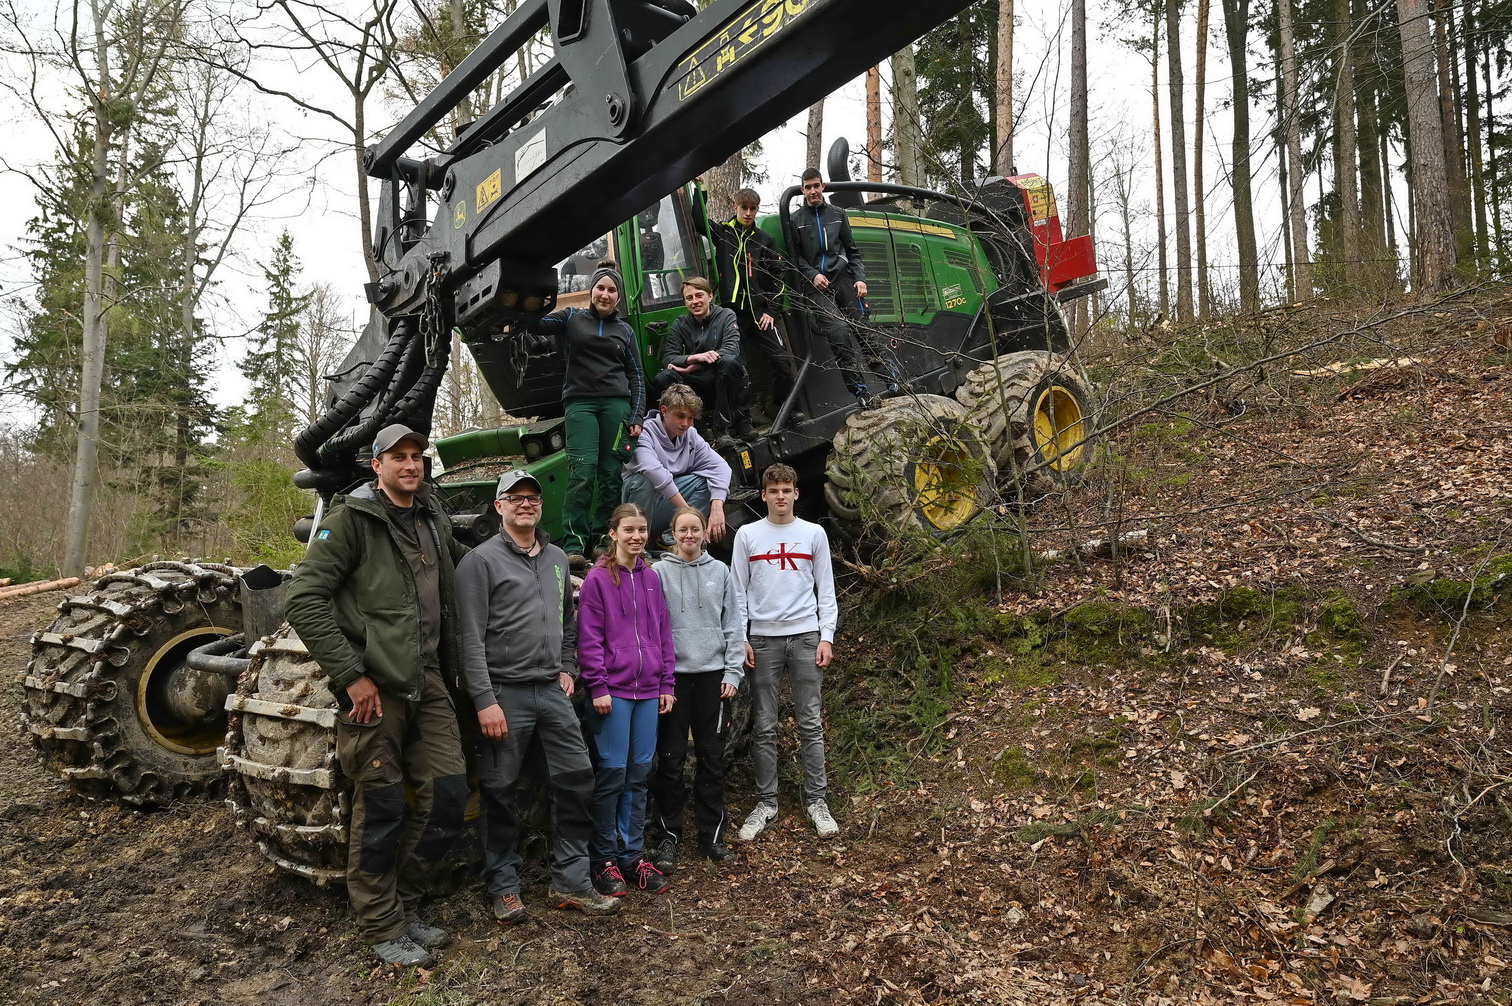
[622,383,733,543]
[456,470,621,922]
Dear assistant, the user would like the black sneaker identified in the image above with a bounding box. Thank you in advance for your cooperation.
[592,859,629,897]
[629,855,672,894]
[651,836,678,873]
[700,839,735,863]
[370,934,434,968]
[731,416,756,440]
[854,393,878,411]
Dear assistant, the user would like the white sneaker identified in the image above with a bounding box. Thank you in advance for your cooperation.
[806,800,839,839]
[737,803,778,841]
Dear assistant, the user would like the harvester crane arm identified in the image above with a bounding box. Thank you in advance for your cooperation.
[294,0,976,497]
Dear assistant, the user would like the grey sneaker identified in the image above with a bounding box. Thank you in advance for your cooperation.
[370,933,434,968]
[807,799,839,839]
[737,802,778,842]
[405,920,450,949]
[491,892,528,925]
[550,886,623,915]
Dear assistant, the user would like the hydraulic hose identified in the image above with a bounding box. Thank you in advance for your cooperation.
[294,317,412,471]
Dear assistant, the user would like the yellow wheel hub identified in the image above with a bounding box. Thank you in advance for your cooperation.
[1032,385,1087,471]
[912,434,983,531]
[137,627,234,755]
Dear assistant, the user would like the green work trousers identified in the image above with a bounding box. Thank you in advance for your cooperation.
[336,667,469,945]
[562,396,633,555]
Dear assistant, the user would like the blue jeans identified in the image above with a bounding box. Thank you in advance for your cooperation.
[622,472,713,539]
[585,696,660,864]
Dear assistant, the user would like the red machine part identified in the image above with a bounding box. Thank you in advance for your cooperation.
[1006,174,1099,296]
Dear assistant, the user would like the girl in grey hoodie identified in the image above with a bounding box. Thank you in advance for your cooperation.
[647,507,744,867]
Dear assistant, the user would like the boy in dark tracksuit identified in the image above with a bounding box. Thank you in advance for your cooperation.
[285,424,470,969]
[713,189,794,412]
[790,168,899,405]
[653,276,753,440]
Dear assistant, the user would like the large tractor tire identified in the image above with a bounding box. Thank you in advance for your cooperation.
[222,626,347,883]
[955,350,1095,487]
[21,561,243,805]
[824,394,996,538]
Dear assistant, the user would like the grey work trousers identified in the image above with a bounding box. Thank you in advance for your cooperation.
[335,668,468,944]
[476,680,596,896]
[748,630,828,806]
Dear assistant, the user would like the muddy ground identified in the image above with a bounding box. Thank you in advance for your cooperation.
[4,287,1512,1005]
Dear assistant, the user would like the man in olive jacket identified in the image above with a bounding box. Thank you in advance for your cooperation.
[285,424,470,969]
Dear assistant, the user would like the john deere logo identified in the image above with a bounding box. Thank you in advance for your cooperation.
[453,201,467,229]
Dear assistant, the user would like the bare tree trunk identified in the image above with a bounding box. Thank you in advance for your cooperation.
[704,151,745,218]
[994,0,1015,173]
[865,66,883,184]
[1193,0,1210,317]
[1278,0,1311,298]
[1067,0,1088,237]
[1065,0,1089,337]
[63,0,185,576]
[1432,0,1470,257]
[1397,0,1457,290]
[1164,0,1193,321]
[1152,1,1169,318]
[1334,0,1362,291]
[1220,0,1260,311]
[1484,23,1504,246]
[1461,0,1487,267]
[892,46,924,187]
[805,101,824,173]
[1113,152,1138,320]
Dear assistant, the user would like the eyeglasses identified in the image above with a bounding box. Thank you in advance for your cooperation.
[499,494,543,505]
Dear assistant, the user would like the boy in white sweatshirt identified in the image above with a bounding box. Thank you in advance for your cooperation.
[730,463,840,840]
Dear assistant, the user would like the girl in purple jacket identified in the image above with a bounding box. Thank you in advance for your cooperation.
[578,502,677,895]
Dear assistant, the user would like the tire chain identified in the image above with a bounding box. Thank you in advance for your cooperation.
[21,561,240,805]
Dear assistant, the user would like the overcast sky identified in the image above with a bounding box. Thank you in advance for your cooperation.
[0,0,1313,428]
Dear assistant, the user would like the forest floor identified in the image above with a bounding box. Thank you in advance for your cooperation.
[2,282,1512,1004]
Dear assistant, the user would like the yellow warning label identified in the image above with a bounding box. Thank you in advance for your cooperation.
[1011,175,1056,223]
[849,215,957,238]
[740,450,752,470]
[676,0,811,102]
[476,169,503,213]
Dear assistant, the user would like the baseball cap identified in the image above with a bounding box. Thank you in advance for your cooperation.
[372,424,429,456]
[495,469,543,498]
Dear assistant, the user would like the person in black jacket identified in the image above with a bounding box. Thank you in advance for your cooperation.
[790,168,899,406]
[652,276,753,442]
[713,189,794,416]
[529,261,645,568]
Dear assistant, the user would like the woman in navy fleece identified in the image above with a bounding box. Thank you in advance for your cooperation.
[577,502,677,895]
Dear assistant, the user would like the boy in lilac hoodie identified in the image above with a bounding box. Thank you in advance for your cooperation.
[577,502,677,895]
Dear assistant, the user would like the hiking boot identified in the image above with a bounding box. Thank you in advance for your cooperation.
[807,799,839,839]
[491,892,528,926]
[550,886,623,915]
[592,859,629,897]
[731,415,757,440]
[630,856,672,894]
[370,934,434,968]
[651,836,679,873]
[406,920,450,949]
[737,802,778,842]
[700,839,735,863]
